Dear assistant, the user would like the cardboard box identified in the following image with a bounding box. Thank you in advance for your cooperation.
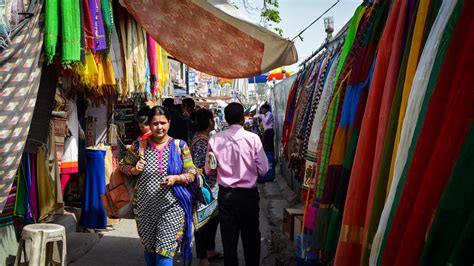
[293,215,304,247]
[282,208,304,240]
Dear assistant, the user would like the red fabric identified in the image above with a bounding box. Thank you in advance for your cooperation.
[392,3,474,264]
[361,0,410,260]
[333,2,406,265]
[139,131,152,141]
[83,0,94,50]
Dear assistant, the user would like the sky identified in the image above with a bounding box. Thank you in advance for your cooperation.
[235,0,361,72]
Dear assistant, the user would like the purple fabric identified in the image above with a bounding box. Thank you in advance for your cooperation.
[88,0,107,52]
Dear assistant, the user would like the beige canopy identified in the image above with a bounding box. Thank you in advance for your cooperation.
[120,0,298,78]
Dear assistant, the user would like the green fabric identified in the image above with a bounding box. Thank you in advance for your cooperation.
[422,0,443,45]
[334,5,366,83]
[44,0,59,63]
[324,2,389,255]
[378,1,464,262]
[61,0,81,65]
[101,0,114,52]
[420,124,474,266]
[14,166,26,218]
[360,2,419,264]
[314,4,366,199]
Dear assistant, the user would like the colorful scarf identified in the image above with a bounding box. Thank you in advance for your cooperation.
[385,1,474,263]
[61,0,81,65]
[88,0,106,52]
[101,0,114,52]
[44,0,59,63]
[322,5,387,258]
[371,0,461,264]
[334,0,409,263]
[82,0,94,50]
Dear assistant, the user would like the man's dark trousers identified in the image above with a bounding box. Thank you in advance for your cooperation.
[218,186,260,266]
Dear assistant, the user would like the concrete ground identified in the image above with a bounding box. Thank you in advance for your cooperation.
[66,170,299,266]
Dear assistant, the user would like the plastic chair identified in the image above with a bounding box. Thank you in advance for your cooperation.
[15,223,67,266]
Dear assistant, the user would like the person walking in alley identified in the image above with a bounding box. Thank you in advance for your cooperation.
[190,109,222,266]
[253,103,274,154]
[120,106,196,266]
[206,102,269,266]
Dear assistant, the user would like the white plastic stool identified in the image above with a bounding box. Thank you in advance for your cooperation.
[15,223,67,266]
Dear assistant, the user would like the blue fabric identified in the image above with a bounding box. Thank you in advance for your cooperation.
[144,252,172,266]
[80,149,107,229]
[168,139,194,265]
[144,251,156,266]
[258,152,276,183]
[157,255,173,266]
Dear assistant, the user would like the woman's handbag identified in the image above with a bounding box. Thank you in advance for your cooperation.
[101,140,146,219]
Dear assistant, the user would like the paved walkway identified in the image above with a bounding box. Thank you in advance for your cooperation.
[68,173,297,266]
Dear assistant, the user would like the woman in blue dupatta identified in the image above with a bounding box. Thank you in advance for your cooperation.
[120,106,196,266]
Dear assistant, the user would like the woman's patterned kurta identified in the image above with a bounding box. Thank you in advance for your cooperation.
[120,138,196,258]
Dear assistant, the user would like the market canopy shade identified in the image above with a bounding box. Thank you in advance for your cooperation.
[248,72,269,83]
[119,0,298,78]
[267,67,293,81]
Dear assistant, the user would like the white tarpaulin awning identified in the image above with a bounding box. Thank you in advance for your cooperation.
[119,0,298,78]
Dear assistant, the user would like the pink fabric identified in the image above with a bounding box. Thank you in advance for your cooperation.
[206,124,268,188]
[60,174,71,198]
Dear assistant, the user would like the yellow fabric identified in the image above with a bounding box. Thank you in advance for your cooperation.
[119,14,133,98]
[135,27,147,93]
[386,0,431,196]
[37,146,57,221]
[157,45,170,97]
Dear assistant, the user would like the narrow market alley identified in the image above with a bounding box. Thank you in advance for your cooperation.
[66,175,299,266]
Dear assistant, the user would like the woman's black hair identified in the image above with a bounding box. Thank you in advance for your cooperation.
[194,109,214,131]
[148,106,172,123]
[137,106,151,124]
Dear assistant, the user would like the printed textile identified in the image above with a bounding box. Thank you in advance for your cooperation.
[0,0,44,213]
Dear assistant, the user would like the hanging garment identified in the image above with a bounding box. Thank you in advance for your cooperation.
[385,0,432,197]
[37,146,56,221]
[334,0,410,264]
[82,0,94,50]
[146,33,158,96]
[100,0,113,52]
[157,46,170,97]
[420,124,474,266]
[0,175,17,227]
[80,148,107,229]
[61,0,81,64]
[301,56,330,157]
[370,0,462,264]
[320,3,388,259]
[61,99,80,174]
[0,0,44,212]
[305,53,340,161]
[88,0,106,53]
[391,1,474,263]
[360,1,418,264]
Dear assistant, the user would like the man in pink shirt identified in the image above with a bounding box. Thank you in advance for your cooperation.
[206,102,269,266]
